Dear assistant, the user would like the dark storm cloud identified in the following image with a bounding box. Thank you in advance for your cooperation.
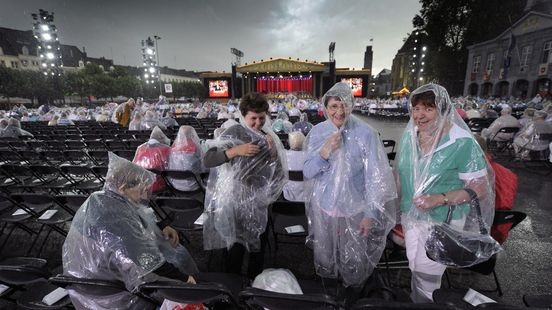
[0,0,420,74]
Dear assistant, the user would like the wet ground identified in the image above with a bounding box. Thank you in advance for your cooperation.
[1,115,550,306]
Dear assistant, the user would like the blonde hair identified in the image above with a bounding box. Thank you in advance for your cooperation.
[288,131,305,150]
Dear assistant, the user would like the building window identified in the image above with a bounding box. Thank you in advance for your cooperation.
[520,45,532,72]
[472,55,481,73]
[78,60,84,67]
[0,47,3,55]
[0,60,5,66]
[11,61,19,68]
[485,53,495,73]
[21,46,29,56]
[99,65,104,71]
[542,41,552,64]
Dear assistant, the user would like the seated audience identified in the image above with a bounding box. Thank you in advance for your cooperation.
[133,126,171,192]
[62,153,198,309]
[168,126,204,192]
[283,131,306,202]
[513,110,552,160]
[481,106,519,142]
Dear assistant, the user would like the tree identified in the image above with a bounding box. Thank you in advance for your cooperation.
[413,0,526,95]
[0,66,20,106]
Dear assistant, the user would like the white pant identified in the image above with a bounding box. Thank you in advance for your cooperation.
[404,224,447,302]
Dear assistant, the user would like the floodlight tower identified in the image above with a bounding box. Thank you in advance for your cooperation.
[141,37,158,89]
[32,9,63,103]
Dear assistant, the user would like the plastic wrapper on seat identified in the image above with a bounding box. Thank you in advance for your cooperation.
[396,83,501,267]
[133,126,171,192]
[292,112,314,136]
[168,126,204,191]
[271,112,293,133]
[303,82,397,287]
[62,153,198,309]
[203,116,288,252]
[252,269,303,294]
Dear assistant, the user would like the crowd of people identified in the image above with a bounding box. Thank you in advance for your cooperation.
[1,83,550,308]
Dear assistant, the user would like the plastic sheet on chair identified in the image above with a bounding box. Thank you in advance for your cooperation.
[133,127,171,192]
[271,112,293,133]
[253,269,303,294]
[303,82,397,287]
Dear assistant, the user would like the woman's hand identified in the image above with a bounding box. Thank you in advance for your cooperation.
[413,194,444,210]
[187,275,196,284]
[320,132,342,159]
[359,218,373,237]
[226,143,260,158]
[162,226,180,247]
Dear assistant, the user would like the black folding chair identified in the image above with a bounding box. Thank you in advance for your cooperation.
[444,210,527,297]
[161,170,205,200]
[153,196,204,235]
[270,200,308,252]
[50,274,157,310]
[352,298,459,309]
[240,287,339,310]
[140,279,241,309]
[487,127,519,157]
[0,257,72,309]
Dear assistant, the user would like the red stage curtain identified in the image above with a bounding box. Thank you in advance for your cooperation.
[256,77,312,94]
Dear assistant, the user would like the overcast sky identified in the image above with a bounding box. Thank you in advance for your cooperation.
[0,0,421,75]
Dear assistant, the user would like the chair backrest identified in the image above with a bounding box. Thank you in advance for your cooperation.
[382,139,396,152]
[288,170,304,182]
[162,170,205,193]
[352,298,459,309]
[493,210,526,230]
[49,274,127,297]
[271,200,306,216]
[497,127,519,134]
[240,287,339,310]
[140,280,240,308]
[0,257,51,286]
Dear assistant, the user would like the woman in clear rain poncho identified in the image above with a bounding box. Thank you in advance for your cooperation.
[133,126,171,193]
[203,92,287,279]
[168,125,205,191]
[396,84,500,303]
[303,82,397,292]
[62,153,198,310]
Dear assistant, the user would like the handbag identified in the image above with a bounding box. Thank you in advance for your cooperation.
[425,188,499,267]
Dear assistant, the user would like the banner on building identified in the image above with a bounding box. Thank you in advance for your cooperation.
[164,83,173,93]
[498,68,505,80]
[538,64,548,76]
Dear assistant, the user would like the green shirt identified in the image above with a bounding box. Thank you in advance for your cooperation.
[398,124,488,222]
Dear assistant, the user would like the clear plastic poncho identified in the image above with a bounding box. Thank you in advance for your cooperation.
[303,82,397,287]
[271,111,293,133]
[168,126,204,191]
[133,126,171,192]
[292,112,314,136]
[203,114,288,252]
[397,83,500,267]
[62,153,198,309]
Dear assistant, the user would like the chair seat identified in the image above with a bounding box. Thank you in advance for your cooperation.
[17,281,72,309]
[523,294,552,308]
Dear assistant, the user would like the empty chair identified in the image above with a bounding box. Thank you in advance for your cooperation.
[140,279,241,309]
[270,200,308,252]
[240,287,339,310]
[154,196,204,235]
[87,150,109,166]
[0,258,72,309]
[60,165,104,194]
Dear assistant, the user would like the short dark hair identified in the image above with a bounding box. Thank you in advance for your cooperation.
[411,91,436,108]
[239,92,269,116]
[324,96,341,107]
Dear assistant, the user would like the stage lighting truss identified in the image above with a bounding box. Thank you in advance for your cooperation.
[32,9,63,76]
[409,30,428,85]
[141,36,158,84]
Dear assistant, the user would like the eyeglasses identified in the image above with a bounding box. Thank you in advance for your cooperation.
[327,104,347,112]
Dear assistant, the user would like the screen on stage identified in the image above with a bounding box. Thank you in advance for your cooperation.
[341,78,363,97]
[208,80,229,97]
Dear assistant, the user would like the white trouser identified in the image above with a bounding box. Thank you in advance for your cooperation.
[404,223,447,303]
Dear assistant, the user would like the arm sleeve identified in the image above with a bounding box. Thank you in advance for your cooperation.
[303,153,331,179]
[457,139,488,181]
[203,147,229,168]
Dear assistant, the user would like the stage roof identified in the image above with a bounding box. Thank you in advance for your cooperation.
[336,68,371,75]
[198,71,232,78]
[237,57,325,73]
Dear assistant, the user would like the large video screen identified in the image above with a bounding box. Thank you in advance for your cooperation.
[341,78,363,97]
[209,80,229,97]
